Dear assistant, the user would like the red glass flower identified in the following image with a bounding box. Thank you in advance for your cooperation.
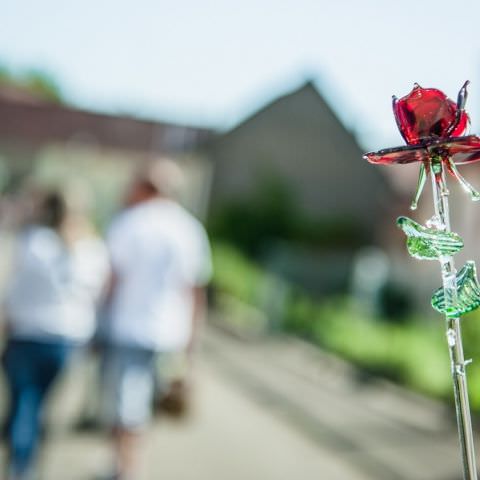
[393,83,469,145]
[364,81,480,207]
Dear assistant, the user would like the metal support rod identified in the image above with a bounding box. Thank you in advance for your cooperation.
[430,157,478,480]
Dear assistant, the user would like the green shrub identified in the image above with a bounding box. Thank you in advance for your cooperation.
[208,175,366,256]
[211,242,267,305]
[284,296,452,397]
[211,241,480,410]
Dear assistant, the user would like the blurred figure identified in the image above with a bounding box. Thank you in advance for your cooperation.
[100,158,211,480]
[1,189,109,480]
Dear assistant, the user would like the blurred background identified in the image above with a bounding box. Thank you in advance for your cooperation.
[1,1,480,479]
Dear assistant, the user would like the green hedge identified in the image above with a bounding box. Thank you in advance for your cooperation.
[283,295,451,398]
[208,176,366,257]
[211,241,480,410]
[212,242,267,306]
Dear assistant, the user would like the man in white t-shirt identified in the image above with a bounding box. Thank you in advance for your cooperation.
[101,159,211,480]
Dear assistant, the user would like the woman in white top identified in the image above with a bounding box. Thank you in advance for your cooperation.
[2,190,109,480]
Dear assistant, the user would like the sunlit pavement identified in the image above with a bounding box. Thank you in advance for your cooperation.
[0,326,476,480]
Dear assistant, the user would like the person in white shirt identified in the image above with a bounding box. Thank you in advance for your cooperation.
[2,189,109,480]
[101,159,212,480]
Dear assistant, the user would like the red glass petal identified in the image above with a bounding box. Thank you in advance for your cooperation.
[364,145,428,165]
[450,111,469,137]
[393,84,458,145]
[364,135,480,166]
[442,135,480,164]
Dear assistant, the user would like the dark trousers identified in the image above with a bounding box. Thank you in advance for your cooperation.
[2,338,72,476]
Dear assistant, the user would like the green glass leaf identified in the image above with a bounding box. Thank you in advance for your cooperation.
[431,261,480,317]
[397,216,463,260]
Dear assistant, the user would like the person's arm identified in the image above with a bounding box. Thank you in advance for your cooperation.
[186,222,212,360]
[0,307,10,340]
[103,214,127,309]
[104,269,118,305]
[186,286,207,359]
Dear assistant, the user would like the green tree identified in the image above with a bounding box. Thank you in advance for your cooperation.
[0,63,63,103]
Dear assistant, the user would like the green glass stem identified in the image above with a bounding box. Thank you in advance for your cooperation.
[447,158,480,202]
[429,157,477,480]
[410,162,428,210]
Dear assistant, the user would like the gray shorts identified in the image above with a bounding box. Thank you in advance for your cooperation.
[100,345,156,430]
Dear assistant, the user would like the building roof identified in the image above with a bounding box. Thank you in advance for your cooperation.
[221,81,351,140]
[0,89,212,154]
[208,80,391,235]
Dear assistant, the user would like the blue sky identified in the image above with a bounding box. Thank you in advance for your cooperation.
[1,0,480,150]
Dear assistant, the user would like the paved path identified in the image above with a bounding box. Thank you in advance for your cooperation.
[204,329,473,480]
[0,327,477,479]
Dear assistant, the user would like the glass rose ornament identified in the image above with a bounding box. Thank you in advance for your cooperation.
[364,82,480,209]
